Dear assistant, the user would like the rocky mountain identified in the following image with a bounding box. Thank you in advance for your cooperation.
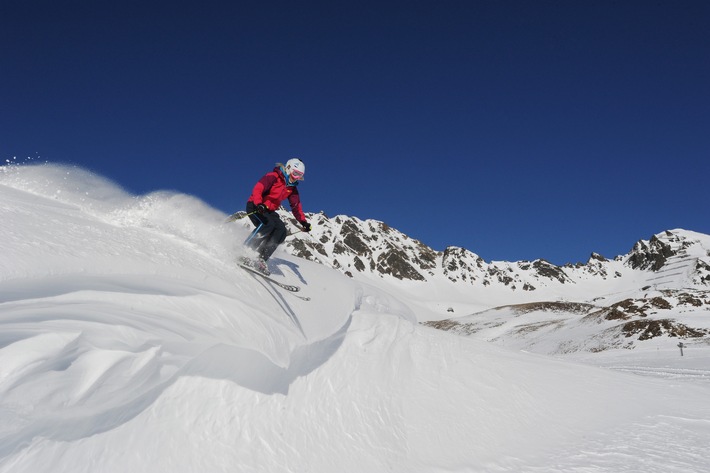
[423,290,710,355]
[237,210,710,352]
[259,211,710,292]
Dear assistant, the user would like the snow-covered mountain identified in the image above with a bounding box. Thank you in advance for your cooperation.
[272,209,710,293]
[2,164,710,473]
[231,208,710,353]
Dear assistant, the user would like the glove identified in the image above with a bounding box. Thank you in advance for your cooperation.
[256,203,268,214]
[300,220,312,232]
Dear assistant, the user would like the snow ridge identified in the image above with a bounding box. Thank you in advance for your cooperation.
[2,164,710,473]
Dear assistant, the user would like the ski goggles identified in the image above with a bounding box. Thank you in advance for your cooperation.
[290,169,304,181]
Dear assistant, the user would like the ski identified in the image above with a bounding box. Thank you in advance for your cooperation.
[238,263,301,293]
[281,291,311,302]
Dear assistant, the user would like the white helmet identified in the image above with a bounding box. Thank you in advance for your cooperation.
[284,158,305,182]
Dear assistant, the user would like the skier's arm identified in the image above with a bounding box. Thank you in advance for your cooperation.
[288,192,306,222]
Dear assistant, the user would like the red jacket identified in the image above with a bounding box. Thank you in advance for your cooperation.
[248,166,306,221]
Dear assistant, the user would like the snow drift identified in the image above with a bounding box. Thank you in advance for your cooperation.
[1,164,709,472]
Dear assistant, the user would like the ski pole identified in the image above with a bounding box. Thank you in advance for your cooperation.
[286,225,315,237]
[243,222,263,246]
[225,210,257,223]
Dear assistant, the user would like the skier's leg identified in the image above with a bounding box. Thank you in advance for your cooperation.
[259,216,287,261]
[245,202,274,251]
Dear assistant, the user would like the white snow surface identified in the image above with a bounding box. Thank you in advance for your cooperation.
[1,164,709,472]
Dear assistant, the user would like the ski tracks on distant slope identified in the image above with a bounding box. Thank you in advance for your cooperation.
[610,365,710,383]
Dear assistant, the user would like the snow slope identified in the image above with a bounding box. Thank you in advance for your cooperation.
[2,164,709,472]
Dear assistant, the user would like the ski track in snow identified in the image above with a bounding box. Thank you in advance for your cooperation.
[1,164,710,473]
[609,366,710,382]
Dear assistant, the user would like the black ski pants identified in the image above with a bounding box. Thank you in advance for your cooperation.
[245,201,287,261]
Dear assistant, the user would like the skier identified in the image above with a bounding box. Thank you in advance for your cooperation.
[242,158,311,274]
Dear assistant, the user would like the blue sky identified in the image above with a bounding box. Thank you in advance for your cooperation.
[3,1,708,265]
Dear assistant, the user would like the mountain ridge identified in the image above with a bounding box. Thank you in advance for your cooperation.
[249,209,710,293]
